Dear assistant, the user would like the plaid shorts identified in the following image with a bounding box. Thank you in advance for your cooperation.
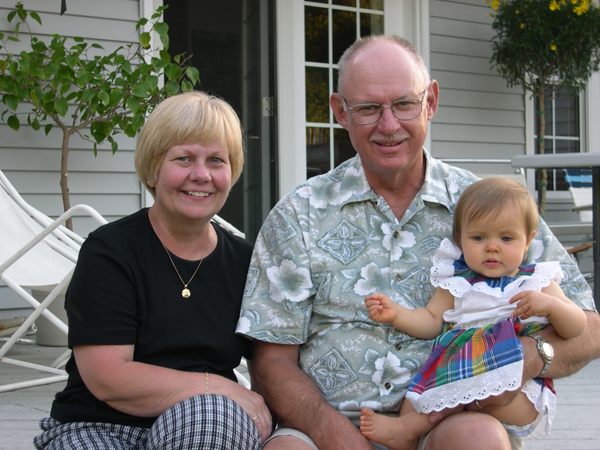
[34,394,262,450]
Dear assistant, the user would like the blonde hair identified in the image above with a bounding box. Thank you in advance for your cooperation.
[135,91,244,197]
[453,177,538,247]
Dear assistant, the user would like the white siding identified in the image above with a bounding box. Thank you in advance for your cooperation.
[428,0,525,176]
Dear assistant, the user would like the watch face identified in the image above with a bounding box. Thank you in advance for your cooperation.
[542,342,554,359]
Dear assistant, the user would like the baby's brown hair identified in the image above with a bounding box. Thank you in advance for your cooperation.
[453,177,538,248]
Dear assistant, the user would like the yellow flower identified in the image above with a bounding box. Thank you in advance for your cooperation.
[520,23,525,28]
[491,0,500,10]
[571,0,577,4]
[550,0,561,11]
[573,0,589,14]
[551,44,557,51]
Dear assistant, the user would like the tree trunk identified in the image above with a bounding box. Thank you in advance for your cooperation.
[536,83,547,217]
[60,130,73,231]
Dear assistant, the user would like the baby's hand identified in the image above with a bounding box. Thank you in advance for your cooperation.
[365,293,398,324]
[509,290,555,320]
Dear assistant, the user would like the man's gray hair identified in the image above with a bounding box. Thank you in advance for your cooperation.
[336,35,431,97]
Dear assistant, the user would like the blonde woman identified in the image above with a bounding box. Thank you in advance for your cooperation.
[35,92,271,450]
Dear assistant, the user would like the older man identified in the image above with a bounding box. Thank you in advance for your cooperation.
[236,35,600,450]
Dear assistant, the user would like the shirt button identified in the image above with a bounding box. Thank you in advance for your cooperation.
[393,231,400,238]
[396,273,403,281]
[395,343,402,351]
[384,382,392,390]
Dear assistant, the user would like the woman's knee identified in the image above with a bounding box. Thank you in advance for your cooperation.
[147,394,261,450]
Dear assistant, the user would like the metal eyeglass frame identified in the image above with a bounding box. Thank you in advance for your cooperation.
[343,89,427,125]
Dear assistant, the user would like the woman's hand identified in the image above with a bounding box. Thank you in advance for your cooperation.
[220,378,272,443]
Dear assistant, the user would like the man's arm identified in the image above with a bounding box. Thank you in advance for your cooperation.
[475,310,600,412]
[250,340,376,450]
[526,310,600,379]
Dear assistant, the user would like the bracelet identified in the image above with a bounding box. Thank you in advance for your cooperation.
[205,372,209,395]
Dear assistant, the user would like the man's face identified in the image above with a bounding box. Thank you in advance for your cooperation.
[331,40,438,183]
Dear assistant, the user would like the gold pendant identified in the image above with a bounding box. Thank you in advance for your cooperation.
[182,288,191,298]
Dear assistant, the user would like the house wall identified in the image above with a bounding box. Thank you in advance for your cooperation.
[428,0,525,177]
[0,0,143,320]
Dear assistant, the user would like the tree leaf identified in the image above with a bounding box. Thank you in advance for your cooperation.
[44,123,53,135]
[139,32,151,49]
[54,97,69,116]
[3,93,19,111]
[7,114,20,130]
[185,66,200,87]
[29,11,42,25]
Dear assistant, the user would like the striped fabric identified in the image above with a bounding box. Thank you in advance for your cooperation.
[564,169,592,188]
[34,395,261,450]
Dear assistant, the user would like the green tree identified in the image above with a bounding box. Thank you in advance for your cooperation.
[488,0,600,214]
[0,3,199,229]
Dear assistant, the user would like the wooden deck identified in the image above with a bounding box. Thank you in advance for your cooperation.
[1,341,599,450]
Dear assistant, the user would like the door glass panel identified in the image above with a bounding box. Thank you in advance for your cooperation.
[361,12,383,36]
[307,127,331,178]
[305,6,328,63]
[306,66,329,123]
[334,128,354,167]
[333,0,356,6]
[360,0,383,10]
[333,9,356,64]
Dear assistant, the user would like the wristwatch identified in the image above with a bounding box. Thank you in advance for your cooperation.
[528,333,554,376]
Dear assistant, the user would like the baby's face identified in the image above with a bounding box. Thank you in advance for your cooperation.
[460,209,534,279]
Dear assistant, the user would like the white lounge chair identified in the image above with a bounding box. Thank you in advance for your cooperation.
[0,170,107,392]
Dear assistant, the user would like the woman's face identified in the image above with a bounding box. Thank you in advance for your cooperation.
[151,141,232,226]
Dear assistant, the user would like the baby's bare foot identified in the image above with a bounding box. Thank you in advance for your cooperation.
[359,408,418,450]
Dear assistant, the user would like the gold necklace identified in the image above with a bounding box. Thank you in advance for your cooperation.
[162,242,203,298]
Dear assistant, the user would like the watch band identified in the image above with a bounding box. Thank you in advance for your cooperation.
[529,333,553,376]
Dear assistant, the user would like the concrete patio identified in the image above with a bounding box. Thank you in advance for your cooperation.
[1,340,599,449]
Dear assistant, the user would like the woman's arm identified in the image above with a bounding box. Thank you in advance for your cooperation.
[509,281,587,339]
[74,344,272,441]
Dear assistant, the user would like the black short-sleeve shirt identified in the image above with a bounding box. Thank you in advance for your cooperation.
[50,209,253,427]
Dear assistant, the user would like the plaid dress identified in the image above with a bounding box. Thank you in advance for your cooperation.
[405,239,559,438]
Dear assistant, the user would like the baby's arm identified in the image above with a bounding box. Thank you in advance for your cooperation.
[509,281,587,339]
[365,288,454,340]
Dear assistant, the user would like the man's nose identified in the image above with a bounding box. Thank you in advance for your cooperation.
[377,106,402,133]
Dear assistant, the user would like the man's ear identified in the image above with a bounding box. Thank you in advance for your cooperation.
[330,93,349,129]
[425,80,440,121]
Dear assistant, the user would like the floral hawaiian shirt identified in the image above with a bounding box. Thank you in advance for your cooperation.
[236,150,594,414]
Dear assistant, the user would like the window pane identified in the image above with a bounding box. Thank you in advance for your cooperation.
[333,9,356,64]
[307,127,331,179]
[555,93,578,137]
[306,66,329,123]
[334,128,355,167]
[305,6,328,63]
[333,0,356,6]
[360,12,383,37]
[311,0,328,3]
[360,0,383,10]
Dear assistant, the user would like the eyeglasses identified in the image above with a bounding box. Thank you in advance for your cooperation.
[343,90,427,125]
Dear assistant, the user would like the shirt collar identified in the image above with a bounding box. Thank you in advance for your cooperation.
[335,149,456,213]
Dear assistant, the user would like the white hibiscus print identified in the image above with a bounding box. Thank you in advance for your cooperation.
[354,263,390,296]
[381,223,416,261]
[266,259,312,303]
[372,353,412,395]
